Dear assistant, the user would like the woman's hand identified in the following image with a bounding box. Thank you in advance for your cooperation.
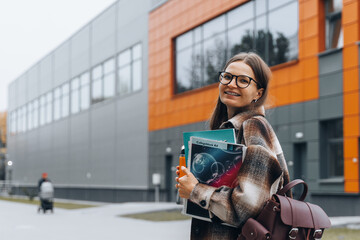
[175,166,199,199]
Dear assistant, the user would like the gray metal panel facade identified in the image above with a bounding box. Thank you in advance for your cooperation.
[53,42,70,87]
[70,26,91,78]
[27,65,40,102]
[39,54,53,95]
[8,0,151,202]
[91,6,116,65]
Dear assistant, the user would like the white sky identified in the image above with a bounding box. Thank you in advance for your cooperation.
[0,0,117,112]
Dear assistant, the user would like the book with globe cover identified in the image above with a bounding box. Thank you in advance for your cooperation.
[183,136,246,225]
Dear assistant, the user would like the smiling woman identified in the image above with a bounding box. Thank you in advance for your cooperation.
[176,52,290,240]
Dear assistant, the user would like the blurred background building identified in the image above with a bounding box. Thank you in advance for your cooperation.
[6,0,360,216]
[0,111,7,181]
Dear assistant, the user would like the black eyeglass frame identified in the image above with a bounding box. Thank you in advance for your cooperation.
[218,71,262,89]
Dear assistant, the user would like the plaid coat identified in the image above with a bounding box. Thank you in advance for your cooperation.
[189,107,290,240]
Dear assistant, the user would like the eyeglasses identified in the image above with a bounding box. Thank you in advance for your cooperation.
[218,71,262,89]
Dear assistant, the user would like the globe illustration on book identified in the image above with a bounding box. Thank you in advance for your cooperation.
[192,153,225,184]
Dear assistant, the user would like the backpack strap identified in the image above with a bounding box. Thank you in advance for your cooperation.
[277,179,308,201]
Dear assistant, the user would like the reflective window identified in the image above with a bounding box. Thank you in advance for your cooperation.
[203,33,226,85]
[33,99,39,128]
[132,60,142,92]
[325,0,343,49]
[40,95,46,126]
[256,0,266,16]
[228,21,254,57]
[133,44,142,60]
[23,106,27,132]
[203,15,225,40]
[228,1,254,29]
[71,78,80,114]
[62,83,70,118]
[268,1,298,65]
[174,0,298,93]
[118,65,131,94]
[118,49,131,67]
[104,58,115,98]
[27,102,33,130]
[54,87,61,121]
[46,92,52,124]
[117,43,142,95]
[91,65,103,104]
[80,72,90,110]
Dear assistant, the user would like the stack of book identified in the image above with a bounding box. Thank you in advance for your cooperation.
[182,129,246,223]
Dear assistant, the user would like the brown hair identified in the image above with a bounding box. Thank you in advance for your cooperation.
[209,52,271,130]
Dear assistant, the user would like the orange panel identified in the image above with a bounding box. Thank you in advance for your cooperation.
[343,68,360,93]
[302,57,318,79]
[343,23,360,46]
[274,85,290,106]
[342,1,359,25]
[288,64,302,83]
[343,0,357,5]
[344,115,360,137]
[303,77,319,101]
[273,68,290,86]
[290,81,304,103]
[343,45,359,69]
[345,180,359,193]
[344,158,359,180]
[300,17,318,39]
[300,36,320,58]
[344,137,358,158]
[299,0,318,21]
[344,92,359,116]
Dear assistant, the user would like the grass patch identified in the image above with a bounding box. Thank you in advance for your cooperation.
[322,228,360,240]
[0,196,97,209]
[120,208,191,222]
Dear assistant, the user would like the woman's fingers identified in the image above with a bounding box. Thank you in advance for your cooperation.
[181,166,190,175]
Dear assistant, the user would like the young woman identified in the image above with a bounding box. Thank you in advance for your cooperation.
[176,52,290,239]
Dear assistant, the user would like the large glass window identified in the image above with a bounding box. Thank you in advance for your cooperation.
[91,65,103,104]
[54,87,61,121]
[27,102,33,130]
[175,0,298,93]
[320,119,343,178]
[80,72,90,110]
[33,99,39,128]
[62,83,70,118]
[104,58,115,98]
[40,95,46,126]
[118,43,142,95]
[91,57,116,105]
[71,77,80,114]
[45,92,53,124]
[325,0,343,50]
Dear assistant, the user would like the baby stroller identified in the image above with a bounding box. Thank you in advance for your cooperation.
[38,181,54,213]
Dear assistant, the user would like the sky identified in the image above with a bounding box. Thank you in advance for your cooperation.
[0,0,118,112]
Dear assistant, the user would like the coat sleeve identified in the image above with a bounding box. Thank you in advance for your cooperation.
[188,117,284,227]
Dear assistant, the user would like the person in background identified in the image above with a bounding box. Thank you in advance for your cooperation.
[38,172,50,191]
[176,52,291,239]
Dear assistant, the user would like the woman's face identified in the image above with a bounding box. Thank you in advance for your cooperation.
[219,61,263,115]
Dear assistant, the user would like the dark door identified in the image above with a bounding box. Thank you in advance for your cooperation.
[293,143,307,199]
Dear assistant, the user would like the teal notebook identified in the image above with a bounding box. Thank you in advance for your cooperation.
[183,129,237,165]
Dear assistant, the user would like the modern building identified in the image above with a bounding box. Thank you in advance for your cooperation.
[7,0,360,216]
[0,111,7,181]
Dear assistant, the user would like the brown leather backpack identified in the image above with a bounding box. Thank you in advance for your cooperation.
[238,179,331,240]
